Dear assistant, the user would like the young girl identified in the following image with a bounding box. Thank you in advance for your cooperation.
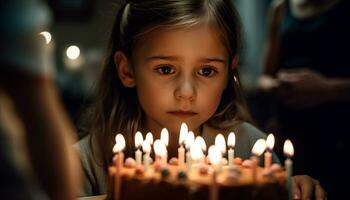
[77,0,326,199]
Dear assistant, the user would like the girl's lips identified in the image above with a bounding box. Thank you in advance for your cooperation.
[168,111,198,117]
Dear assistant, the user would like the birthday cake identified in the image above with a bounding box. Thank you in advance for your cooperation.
[107,159,288,200]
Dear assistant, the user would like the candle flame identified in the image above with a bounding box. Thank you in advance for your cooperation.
[39,31,52,44]
[113,134,125,153]
[160,128,169,146]
[195,136,207,152]
[179,122,188,145]
[227,132,236,148]
[208,145,222,165]
[142,141,151,153]
[283,139,294,157]
[154,139,167,156]
[251,139,266,156]
[266,133,275,150]
[145,132,154,145]
[215,134,226,154]
[135,131,143,148]
[190,141,203,161]
[185,131,195,149]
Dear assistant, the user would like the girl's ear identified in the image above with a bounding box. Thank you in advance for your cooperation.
[231,55,239,70]
[114,51,136,88]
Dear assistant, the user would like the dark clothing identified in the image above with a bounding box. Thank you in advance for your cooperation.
[276,1,350,199]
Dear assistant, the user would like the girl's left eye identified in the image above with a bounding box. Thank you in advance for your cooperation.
[198,67,217,77]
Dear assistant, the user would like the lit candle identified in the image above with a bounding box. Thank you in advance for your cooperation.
[154,139,167,166]
[227,132,236,168]
[215,134,226,170]
[191,140,204,174]
[112,134,126,200]
[185,131,195,172]
[264,133,275,169]
[195,136,207,165]
[145,132,154,145]
[160,128,169,163]
[284,139,294,200]
[208,145,222,200]
[142,141,151,172]
[251,139,266,182]
[178,122,188,167]
[134,131,143,166]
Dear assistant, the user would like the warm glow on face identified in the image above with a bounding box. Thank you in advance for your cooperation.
[185,131,195,149]
[142,141,151,153]
[251,139,266,156]
[154,139,167,156]
[66,45,80,60]
[283,139,294,157]
[160,128,169,146]
[179,122,188,145]
[215,134,226,154]
[190,141,203,161]
[208,145,222,165]
[195,136,207,152]
[145,132,154,145]
[135,131,143,148]
[266,133,275,150]
[39,31,52,44]
[113,134,126,153]
[227,132,236,148]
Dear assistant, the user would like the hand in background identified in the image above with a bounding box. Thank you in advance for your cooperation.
[292,175,326,200]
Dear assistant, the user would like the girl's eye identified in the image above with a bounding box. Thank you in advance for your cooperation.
[155,66,175,75]
[198,67,217,77]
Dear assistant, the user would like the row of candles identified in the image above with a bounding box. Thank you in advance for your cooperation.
[112,122,294,200]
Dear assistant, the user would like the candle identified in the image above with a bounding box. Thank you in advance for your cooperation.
[208,145,222,200]
[251,139,266,182]
[185,131,195,171]
[142,141,151,172]
[135,131,143,166]
[160,128,169,163]
[264,133,275,169]
[215,134,226,170]
[284,139,294,200]
[145,132,154,145]
[178,122,188,167]
[227,132,236,168]
[190,140,204,174]
[195,136,207,165]
[154,139,167,165]
[112,134,126,200]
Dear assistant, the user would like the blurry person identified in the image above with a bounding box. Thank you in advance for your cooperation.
[0,0,80,199]
[260,0,350,199]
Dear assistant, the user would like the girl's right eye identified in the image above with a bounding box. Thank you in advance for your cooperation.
[155,65,175,75]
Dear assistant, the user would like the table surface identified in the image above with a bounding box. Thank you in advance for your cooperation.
[77,195,106,200]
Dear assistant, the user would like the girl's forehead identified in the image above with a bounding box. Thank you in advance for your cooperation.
[132,24,229,60]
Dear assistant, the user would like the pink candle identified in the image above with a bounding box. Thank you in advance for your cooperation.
[251,139,266,182]
[264,134,275,169]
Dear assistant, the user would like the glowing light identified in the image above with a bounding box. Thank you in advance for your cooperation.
[135,131,143,148]
[66,45,80,60]
[154,139,167,157]
[142,141,151,153]
[227,132,236,148]
[208,145,222,165]
[145,132,153,145]
[160,128,169,146]
[113,134,125,153]
[39,31,52,44]
[283,139,294,157]
[195,136,207,152]
[191,140,204,160]
[266,133,275,151]
[185,131,195,149]
[179,122,188,145]
[251,139,266,156]
[215,134,226,154]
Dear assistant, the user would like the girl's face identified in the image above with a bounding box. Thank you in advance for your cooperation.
[119,25,230,136]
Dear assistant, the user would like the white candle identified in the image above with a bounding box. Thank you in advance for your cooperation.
[264,133,275,169]
[178,122,188,167]
[142,141,151,172]
[185,131,194,170]
[135,131,143,166]
[190,140,204,173]
[112,134,125,200]
[227,132,236,168]
[215,134,226,171]
[195,136,207,165]
[284,139,294,200]
[160,128,169,163]
[208,145,222,200]
[251,139,266,182]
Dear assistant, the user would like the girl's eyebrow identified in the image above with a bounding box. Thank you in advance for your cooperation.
[145,55,226,64]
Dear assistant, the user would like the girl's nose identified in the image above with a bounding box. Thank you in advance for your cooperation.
[174,77,196,101]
